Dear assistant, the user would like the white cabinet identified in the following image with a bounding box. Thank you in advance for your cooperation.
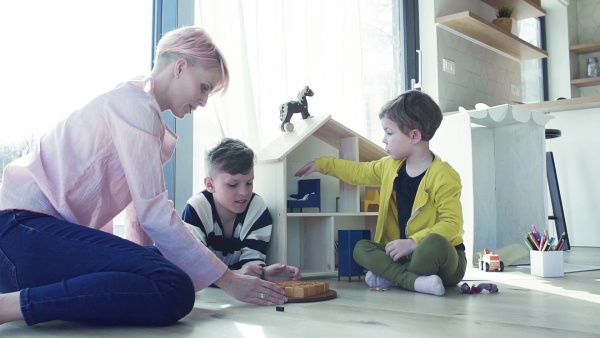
[432,105,553,266]
[254,116,386,277]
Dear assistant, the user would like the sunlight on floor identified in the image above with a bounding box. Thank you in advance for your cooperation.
[498,278,600,305]
[235,323,265,338]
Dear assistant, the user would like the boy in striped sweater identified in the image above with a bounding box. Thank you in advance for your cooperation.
[183,138,300,282]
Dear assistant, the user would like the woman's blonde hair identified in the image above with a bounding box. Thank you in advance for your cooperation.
[155,26,229,93]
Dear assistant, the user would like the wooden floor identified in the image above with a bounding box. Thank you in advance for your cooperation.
[1,247,599,337]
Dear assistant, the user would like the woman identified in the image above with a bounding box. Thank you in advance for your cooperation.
[0,26,286,327]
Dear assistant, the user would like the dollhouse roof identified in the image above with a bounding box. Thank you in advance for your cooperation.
[257,115,386,163]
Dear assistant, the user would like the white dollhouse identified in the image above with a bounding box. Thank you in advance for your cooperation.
[253,115,387,277]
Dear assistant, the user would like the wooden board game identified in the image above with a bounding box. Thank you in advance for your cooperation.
[275,281,330,298]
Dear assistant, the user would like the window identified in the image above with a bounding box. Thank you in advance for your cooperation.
[0,0,152,176]
[518,18,545,103]
[0,0,153,233]
[192,0,405,191]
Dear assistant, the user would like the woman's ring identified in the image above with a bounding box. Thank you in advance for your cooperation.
[259,292,265,299]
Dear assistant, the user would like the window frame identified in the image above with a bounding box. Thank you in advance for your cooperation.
[154,0,195,214]
[402,0,419,91]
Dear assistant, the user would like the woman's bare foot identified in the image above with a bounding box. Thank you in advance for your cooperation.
[262,264,301,282]
[0,292,23,325]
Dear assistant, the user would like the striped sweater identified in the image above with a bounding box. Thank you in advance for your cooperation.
[182,190,272,269]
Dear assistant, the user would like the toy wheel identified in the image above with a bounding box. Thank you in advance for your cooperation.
[499,261,504,272]
[485,262,490,272]
[284,122,294,132]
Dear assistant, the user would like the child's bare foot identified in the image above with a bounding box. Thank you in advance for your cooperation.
[0,292,23,325]
[414,275,445,296]
[263,264,301,282]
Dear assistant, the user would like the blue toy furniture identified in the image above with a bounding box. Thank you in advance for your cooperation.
[287,179,321,212]
[338,229,371,281]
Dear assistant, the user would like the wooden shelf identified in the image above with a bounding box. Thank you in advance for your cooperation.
[517,96,600,113]
[571,77,600,88]
[436,11,548,62]
[570,42,600,54]
[481,0,546,20]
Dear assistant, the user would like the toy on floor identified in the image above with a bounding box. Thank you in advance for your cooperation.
[276,280,329,298]
[370,286,390,292]
[279,86,314,132]
[275,280,337,303]
[478,248,505,272]
[457,282,499,294]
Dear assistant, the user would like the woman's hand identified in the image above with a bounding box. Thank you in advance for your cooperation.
[385,239,416,261]
[295,161,316,177]
[213,269,287,305]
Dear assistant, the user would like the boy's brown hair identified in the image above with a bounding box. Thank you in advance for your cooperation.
[206,138,255,177]
[378,90,443,141]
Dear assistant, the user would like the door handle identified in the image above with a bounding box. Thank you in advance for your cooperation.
[410,49,422,90]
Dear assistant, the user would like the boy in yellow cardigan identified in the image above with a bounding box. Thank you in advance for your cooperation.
[295,90,466,296]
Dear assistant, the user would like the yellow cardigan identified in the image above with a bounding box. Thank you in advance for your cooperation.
[315,155,464,246]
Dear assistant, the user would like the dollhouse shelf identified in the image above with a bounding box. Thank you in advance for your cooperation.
[571,77,600,88]
[288,212,379,217]
[481,0,545,21]
[435,11,548,62]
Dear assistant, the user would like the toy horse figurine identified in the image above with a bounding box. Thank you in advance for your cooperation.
[279,86,314,132]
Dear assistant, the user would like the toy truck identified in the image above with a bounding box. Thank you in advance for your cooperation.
[478,248,504,272]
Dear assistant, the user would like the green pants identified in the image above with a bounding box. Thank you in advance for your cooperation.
[353,233,467,291]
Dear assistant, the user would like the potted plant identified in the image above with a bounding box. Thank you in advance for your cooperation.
[492,5,513,33]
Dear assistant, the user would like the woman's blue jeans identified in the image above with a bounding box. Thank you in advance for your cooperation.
[0,210,195,326]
